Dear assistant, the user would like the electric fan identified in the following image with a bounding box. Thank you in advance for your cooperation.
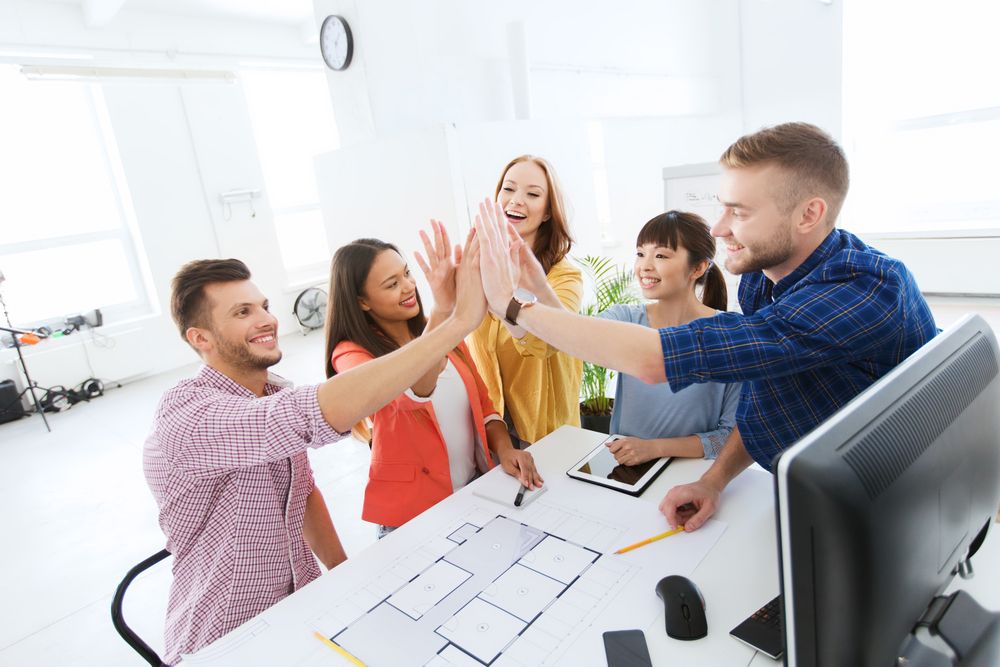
[292,287,327,333]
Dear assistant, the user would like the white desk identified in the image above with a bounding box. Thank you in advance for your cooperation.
[184,425,779,666]
[185,424,1000,666]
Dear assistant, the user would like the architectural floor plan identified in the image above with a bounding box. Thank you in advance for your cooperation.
[313,511,639,666]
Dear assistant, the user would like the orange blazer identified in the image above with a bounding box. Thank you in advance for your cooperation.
[330,340,499,527]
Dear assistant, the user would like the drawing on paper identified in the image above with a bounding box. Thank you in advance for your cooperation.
[312,513,638,667]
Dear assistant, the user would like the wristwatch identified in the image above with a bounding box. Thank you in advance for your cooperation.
[505,288,538,326]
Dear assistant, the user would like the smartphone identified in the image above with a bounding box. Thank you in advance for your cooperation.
[602,629,653,667]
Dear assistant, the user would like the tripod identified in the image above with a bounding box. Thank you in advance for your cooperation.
[0,284,51,432]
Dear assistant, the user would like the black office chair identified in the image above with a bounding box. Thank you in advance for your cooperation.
[111,548,171,667]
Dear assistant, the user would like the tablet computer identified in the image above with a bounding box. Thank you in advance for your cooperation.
[566,434,672,496]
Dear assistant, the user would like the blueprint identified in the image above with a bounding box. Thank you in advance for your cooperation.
[313,513,638,666]
[183,475,729,667]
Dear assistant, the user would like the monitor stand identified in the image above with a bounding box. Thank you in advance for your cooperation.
[899,590,1000,667]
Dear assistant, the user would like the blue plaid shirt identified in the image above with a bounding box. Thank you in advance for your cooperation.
[659,228,937,469]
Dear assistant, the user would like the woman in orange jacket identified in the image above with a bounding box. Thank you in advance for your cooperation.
[324,227,542,537]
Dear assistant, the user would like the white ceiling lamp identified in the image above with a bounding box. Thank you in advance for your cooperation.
[20,65,236,84]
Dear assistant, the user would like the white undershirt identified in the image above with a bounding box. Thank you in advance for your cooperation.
[406,359,477,491]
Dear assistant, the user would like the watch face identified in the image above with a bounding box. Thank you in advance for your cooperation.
[320,15,353,71]
[513,288,537,305]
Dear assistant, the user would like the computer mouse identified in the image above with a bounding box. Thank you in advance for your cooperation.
[656,575,707,640]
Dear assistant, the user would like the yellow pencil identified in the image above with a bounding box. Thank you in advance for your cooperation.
[313,630,367,667]
[614,526,686,554]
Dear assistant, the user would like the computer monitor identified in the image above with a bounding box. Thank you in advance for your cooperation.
[774,313,1000,666]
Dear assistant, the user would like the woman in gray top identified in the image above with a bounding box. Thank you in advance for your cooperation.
[599,211,740,465]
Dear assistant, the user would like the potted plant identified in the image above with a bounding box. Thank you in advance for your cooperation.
[574,255,640,433]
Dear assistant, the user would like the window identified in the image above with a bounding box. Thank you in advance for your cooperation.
[241,68,340,282]
[0,65,149,325]
[842,2,1000,237]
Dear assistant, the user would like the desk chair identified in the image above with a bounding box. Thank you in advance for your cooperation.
[111,548,170,667]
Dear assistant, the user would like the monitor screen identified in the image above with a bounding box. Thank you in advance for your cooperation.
[775,314,1000,666]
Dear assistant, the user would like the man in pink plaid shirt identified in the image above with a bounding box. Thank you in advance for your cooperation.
[144,253,486,664]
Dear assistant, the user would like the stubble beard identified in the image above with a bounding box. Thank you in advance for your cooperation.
[725,226,795,275]
[214,334,282,372]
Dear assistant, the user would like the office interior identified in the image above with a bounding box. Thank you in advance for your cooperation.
[0,0,998,664]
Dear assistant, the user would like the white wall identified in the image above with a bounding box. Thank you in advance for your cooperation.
[311,0,753,282]
[1,0,852,395]
[0,1,324,391]
[738,0,843,136]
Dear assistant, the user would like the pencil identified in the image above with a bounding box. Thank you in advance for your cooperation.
[614,526,685,554]
[313,630,367,667]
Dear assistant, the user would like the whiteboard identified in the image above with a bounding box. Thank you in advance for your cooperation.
[662,162,722,225]
[662,163,742,311]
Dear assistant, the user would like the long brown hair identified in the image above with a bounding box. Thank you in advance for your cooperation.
[323,239,426,378]
[494,155,574,275]
[636,211,728,311]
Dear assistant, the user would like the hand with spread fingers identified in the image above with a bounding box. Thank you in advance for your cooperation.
[505,219,549,296]
[472,198,522,316]
[452,224,488,331]
[414,219,460,315]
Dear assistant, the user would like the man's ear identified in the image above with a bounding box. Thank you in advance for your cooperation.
[797,196,828,235]
[185,327,212,354]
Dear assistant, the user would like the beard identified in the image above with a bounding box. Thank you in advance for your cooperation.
[213,333,282,371]
[724,225,795,275]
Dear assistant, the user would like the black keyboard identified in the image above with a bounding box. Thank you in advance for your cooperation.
[729,595,784,660]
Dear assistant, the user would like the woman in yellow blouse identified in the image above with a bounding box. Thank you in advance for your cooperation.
[468,155,583,446]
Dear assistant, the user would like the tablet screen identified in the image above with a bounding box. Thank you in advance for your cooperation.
[573,438,659,484]
[567,435,672,496]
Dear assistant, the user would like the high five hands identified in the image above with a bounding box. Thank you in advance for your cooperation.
[416,219,487,331]
[421,198,555,323]
[414,219,461,315]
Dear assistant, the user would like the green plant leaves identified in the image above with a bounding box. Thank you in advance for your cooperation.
[573,255,641,416]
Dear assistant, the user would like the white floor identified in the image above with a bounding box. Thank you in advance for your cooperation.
[0,331,376,666]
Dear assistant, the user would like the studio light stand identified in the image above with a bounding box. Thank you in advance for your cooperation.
[0,272,50,432]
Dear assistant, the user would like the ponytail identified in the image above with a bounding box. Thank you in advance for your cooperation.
[699,263,728,311]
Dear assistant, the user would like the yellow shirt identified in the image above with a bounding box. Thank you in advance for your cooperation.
[467,257,583,444]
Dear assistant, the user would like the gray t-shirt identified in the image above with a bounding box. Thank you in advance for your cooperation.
[598,304,740,458]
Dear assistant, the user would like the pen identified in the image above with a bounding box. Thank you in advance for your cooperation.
[614,526,685,554]
[514,483,528,507]
[313,631,367,666]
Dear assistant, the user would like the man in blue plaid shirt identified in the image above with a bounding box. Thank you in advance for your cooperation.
[472,122,937,531]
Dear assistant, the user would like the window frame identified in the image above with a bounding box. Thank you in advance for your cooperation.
[0,76,153,326]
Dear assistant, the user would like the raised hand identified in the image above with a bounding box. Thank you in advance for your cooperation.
[506,220,548,295]
[452,226,487,331]
[472,198,520,316]
[414,219,457,314]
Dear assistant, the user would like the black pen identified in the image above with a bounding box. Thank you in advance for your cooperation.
[514,484,528,507]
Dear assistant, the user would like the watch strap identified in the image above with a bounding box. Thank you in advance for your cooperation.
[505,295,523,326]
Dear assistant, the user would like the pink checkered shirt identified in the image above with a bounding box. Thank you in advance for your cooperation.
[143,365,344,665]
